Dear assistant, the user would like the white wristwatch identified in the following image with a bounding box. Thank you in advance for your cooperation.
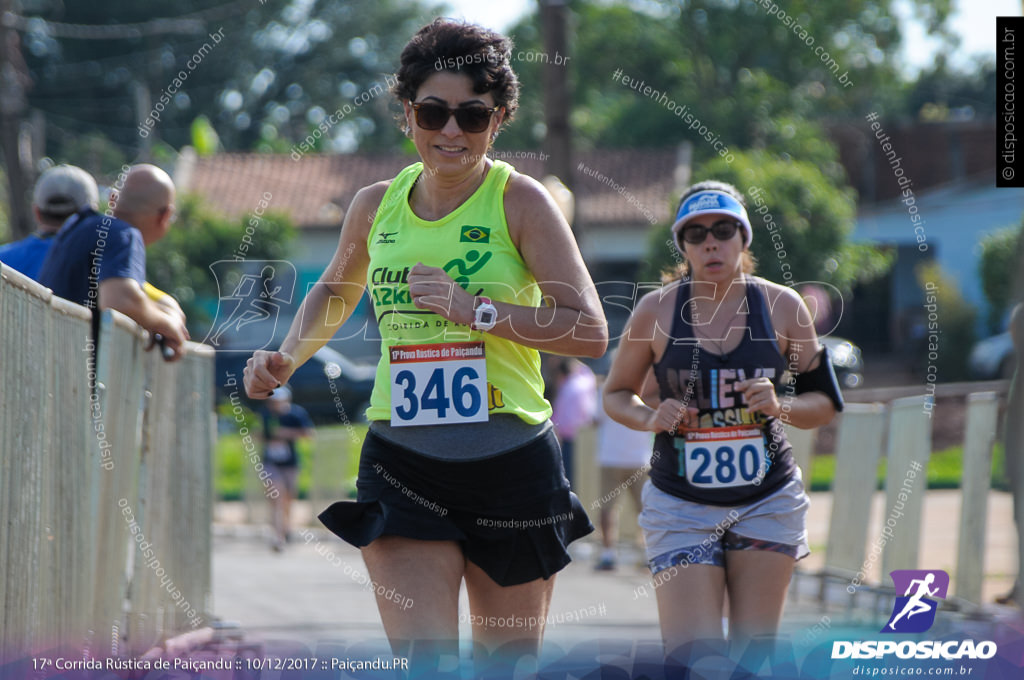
[471,296,498,331]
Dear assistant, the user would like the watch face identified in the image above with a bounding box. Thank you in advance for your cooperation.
[480,309,496,325]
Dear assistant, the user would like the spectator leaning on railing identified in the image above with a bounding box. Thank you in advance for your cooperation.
[36,164,189,360]
[0,163,186,328]
[0,164,99,279]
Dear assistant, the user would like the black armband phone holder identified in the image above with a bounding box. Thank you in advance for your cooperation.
[794,345,845,412]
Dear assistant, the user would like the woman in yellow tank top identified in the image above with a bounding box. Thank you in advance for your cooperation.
[244,18,608,672]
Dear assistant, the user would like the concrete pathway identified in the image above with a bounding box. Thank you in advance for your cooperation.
[210,489,1018,654]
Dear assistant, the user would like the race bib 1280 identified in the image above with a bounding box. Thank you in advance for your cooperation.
[677,426,767,488]
[389,342,488,427]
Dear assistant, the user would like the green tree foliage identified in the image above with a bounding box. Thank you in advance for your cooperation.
[979,225,1024,332]
[208,0,445,152]
[640,151,893,291]
[24,0,244,158]
[21,0,960,159]
[58,133,129,180]
[906,56,997,121]
[20,0,965,160]
[500,0,953,163]
[145,193,295,331]
[22,0,440,157]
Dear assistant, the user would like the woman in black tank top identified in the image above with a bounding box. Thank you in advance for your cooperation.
[603,180,839,658]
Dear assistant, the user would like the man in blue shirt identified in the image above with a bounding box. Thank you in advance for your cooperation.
[0,164,98,278]
[37,164,188,359]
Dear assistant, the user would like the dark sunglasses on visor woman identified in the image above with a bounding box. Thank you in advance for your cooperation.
[678,219,742,245]
[410,101,500,133]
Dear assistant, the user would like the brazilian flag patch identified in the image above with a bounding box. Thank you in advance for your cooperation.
[460,225,490,243]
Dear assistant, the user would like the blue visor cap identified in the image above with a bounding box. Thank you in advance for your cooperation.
[671,190,752,249]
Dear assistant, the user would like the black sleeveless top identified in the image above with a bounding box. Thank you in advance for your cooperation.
[650,277,796,506]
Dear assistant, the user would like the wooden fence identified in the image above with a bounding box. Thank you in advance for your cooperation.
[0,264,215,662]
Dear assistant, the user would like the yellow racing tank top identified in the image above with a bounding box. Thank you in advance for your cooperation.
[364,160,551,424]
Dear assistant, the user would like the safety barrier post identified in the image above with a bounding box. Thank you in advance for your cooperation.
[955,392,999,604]
[880,396,932,581]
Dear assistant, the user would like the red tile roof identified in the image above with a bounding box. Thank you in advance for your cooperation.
[179,149,679,230]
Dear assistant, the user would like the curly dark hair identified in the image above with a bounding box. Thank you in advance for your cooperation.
[391,18,520,125]
[664,179,756,282]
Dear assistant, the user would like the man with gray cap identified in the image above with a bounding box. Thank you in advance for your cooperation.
[0,164,98,278]
[37,163,188,360]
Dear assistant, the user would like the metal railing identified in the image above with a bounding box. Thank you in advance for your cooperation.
[0,263,215,661]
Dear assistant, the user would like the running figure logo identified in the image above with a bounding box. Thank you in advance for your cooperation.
[204,260,296,350]
[882,570,949,633]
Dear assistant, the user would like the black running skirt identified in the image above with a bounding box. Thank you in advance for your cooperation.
[318,428,594,586]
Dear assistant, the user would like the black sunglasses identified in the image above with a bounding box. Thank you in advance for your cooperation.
[679,219,741,245]
[410,101,499,133]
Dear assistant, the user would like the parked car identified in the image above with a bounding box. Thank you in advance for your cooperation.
[969,332,1016,380]
[821,335,864,389]
[215,345,376,424]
